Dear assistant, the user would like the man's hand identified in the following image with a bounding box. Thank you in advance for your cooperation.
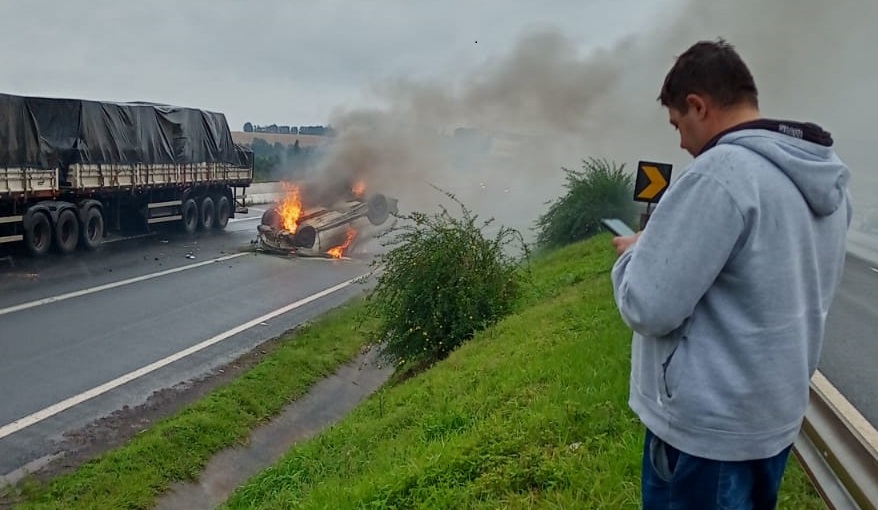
[612,232,642,256]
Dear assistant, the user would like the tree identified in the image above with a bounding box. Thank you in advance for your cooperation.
[249,138,272,157]
[243,122,253,132]
[286,140,301,161]
[253,154,279,181]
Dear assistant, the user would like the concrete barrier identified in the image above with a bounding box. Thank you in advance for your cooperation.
[235,182,282,206]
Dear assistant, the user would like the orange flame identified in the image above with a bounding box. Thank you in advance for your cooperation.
[326,229,357,259]
[352,180,366,198]
[277,182,303,233]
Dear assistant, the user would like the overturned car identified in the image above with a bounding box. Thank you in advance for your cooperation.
[257,189,399,258]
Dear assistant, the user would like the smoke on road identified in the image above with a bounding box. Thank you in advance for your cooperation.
[290,0,876,239]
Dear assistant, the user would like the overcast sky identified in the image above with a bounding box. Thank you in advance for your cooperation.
[0,0,674,130]
[2,0,876,218]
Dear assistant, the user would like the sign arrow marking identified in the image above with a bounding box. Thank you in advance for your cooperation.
[636,165,668,200]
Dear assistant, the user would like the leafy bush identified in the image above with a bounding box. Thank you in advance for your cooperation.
[535,157,638,250]
[364,190,529,372]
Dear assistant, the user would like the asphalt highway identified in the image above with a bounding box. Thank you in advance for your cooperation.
[0,209,375,476]
[820,252,878,427]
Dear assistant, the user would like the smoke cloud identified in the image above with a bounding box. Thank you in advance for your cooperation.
[291,0,877,241]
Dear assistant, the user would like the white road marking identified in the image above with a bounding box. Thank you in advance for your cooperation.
[0,253,248,318]
[0,274,368,440]
[871,267,878,274]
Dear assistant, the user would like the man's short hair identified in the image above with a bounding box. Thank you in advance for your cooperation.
[658,38,759,113]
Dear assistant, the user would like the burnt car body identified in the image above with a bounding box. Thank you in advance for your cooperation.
[257,193,398,257]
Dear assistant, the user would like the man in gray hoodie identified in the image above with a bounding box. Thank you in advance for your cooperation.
[610,39,852,509]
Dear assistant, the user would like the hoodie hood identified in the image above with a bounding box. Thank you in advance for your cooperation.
[703,119,850,216]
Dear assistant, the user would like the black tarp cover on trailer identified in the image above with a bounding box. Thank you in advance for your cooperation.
[0,93,251,169]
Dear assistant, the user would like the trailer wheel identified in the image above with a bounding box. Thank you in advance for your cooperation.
[366,194,390,225]
[24,211,52,257]
[260,208,282,229]
[213,195,231,230]
[293,225,317,249]
[80,207,104,251]
[54,208,80,255]
[181,198,198,234]
[199,196,215,230]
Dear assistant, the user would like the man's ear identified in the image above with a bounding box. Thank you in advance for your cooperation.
[685,94,708,120]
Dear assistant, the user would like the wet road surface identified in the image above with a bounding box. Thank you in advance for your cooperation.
[0,208,375,476]
[820,252,878,428]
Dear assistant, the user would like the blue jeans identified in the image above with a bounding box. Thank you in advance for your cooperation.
[642,428,793,510]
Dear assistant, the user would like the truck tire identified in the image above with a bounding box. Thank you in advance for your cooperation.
[366,194,390,225]
[80,207,104,251]
[213,195,231,230]
[181,198,198,234]
[199,196,215,230]
[54,208,80,254]
[24,211,52,257]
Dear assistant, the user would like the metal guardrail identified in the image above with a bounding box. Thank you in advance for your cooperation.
[794,371,878,510]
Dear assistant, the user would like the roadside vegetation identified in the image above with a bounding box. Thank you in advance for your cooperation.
[534,157,639,251]
[221,237,826,509]
[2,158,827,509]
[364,189,529,377]
[247,137,321,182]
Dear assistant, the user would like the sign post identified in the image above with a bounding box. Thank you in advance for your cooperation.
[633,160,672,230]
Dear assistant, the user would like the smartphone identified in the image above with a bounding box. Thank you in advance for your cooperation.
[601,218,636,237]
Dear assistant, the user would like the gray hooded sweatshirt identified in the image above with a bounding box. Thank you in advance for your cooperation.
[611,119,852,461]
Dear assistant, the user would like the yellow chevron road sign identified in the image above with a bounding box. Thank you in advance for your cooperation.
[634,161,672,203]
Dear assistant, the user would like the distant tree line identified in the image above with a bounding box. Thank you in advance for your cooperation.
[242,122,336,136]
[247,137,325,182]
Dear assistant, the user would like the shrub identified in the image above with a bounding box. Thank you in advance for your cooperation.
[535,157,638,250]
[364,189,529,372]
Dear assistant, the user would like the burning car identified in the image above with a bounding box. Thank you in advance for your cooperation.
[257,182,399,258]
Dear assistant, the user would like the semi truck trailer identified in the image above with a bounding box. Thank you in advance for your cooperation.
[0,93,254,256]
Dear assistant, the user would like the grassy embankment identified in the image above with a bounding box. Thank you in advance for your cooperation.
[6,235,827,509]
[222,236,826,509]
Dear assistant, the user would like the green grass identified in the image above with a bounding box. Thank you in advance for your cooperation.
[4,301,375,510]
[221,235,827,509]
